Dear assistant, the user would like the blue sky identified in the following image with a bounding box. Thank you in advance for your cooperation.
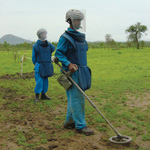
[0,0,149,42]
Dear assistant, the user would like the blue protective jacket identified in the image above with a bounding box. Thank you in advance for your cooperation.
[55,28,91,90]
[32,40,55,78]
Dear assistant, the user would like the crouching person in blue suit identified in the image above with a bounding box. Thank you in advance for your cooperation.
[32,28,55,102]
[55,9,94,136]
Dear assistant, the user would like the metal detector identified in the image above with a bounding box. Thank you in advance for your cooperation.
[52,57,132,144]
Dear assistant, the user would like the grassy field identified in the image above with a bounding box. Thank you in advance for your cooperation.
[0,48,150,150]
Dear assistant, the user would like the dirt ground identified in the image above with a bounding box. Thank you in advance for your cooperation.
[0,73,150,150]
[0,72,35,80]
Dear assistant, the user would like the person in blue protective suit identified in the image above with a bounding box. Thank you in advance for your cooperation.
[32,28,55,102]
[55,9,94,136]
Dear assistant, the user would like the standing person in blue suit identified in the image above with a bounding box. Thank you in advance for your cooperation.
[32,28,55,102]
[55,9,94,136]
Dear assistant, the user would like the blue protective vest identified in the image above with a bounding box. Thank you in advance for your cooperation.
[34,40,53,78]
[62,30,91,91]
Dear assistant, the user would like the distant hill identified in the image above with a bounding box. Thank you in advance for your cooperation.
[0,34,33,45]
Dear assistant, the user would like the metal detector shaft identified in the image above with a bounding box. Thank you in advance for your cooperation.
[54,58,122,137]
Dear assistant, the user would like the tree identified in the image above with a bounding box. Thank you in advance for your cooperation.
[110,40,116,49]
[99,42,104,49]
[125,22,147,49]
[105,34,115,49]
[0,43,3,50]
[3,41,10,52]
[140,40,145,49]
[126,41,132,48]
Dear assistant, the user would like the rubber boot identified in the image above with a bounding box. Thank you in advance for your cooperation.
[41,93,51,100]
[64,121,75,129]
[35,93,39,102]
[76,126,94,136]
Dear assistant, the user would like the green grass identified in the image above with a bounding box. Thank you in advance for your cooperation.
[0,48,150,150]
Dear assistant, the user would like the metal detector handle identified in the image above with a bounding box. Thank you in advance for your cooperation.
[53,57,69,75]
[54,57,78,76]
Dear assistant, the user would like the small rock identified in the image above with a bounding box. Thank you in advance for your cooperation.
[36,147,46,150]
[49,145,58,150]
[47,138,57,141]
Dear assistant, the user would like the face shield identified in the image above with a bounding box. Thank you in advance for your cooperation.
[39,32,47,41]
[37,28,47,41]
[67,9,86,33]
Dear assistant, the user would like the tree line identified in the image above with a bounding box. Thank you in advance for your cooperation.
[0,22,148,51]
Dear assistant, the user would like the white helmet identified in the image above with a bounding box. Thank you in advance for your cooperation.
[37,28,47,41]
[66,9,84,22]
[37,28,47,37]
[66,9,86,32]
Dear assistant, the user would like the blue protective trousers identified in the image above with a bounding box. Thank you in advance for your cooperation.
[34,72,48,94]
[65,70,86,129]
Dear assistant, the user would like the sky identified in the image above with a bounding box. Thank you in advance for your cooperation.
[0,0,150,42]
